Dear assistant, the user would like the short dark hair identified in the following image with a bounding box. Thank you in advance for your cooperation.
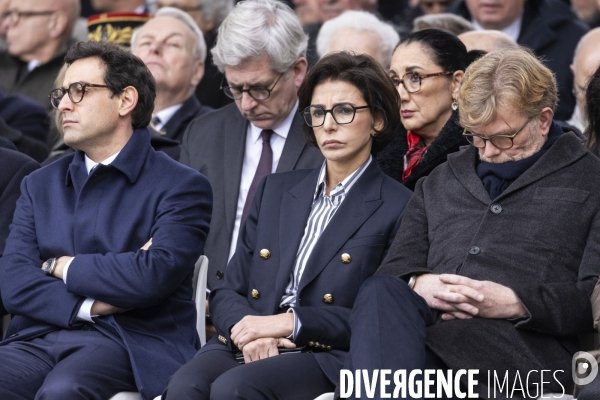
[297,52,400,153]
[586,65,600,157]
[398,29,468,73]
[64,41,156,129]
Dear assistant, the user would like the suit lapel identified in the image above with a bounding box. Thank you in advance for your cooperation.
[163,97,200,141]
[276,112,307,172]
[223,112,249,233]
[297,162,383,293]
[274,168,321,303]
[448,146,491,205]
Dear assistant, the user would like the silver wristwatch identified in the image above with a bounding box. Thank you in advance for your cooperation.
[43,257,57,276]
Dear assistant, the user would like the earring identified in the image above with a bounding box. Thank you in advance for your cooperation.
[371,132,377,137]
[451,101,458,111]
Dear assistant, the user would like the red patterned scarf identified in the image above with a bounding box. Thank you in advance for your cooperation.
[402,131,427,182]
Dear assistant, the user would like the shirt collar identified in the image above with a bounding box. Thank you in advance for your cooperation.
[85,152,120,174]
[472,12,523,42]
[27,60,40,72]
[314,155,372,200]
[249,100,299,144]
[153,103,184,130]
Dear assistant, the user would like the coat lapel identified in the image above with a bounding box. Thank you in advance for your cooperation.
[274,168,321,303]
[496,132,587,199]
[223,112,249,232]
[447,146,491,205]
[297,161,384,293]
[163,97,200,141]
[276,112,307,172]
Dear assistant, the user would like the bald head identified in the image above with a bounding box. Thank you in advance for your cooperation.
[2,0,80,62]
[571,28,600,120]
[458,30,517,53]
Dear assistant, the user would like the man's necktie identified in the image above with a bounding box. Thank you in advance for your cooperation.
[241,129,274,226]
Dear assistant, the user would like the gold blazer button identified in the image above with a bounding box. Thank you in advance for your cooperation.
[323,294,333,303]
[341,253,351,264]
[260,249,271,259]
[251,289,260,299]
[218,335,227,344]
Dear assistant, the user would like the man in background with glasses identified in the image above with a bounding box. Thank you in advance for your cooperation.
[180,0,322,311]
[340,47,600,398]
[0,41,212,399]
[0,0,79,112]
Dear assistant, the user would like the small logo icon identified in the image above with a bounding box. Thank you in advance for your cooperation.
[573,351,598,386]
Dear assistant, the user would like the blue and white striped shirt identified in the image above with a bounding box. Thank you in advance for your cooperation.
[280,155,372,339]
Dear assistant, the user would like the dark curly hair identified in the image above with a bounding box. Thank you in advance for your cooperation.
[297,51,400,153]
[64,41,156,129]
[586,66,600,157]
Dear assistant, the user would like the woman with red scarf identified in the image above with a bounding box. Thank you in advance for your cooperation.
[376,29,469,190]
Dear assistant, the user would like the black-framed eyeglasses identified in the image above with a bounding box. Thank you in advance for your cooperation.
[155,2,202,12]
[302,103,370,127]
[463,118,533,150]
[48,82,111,109]
[1,10,55,26]
[391,71,453,93]
[221,73,283,101]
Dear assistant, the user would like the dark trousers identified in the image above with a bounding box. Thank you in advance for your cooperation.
[344,275,465,400]
[0,328,136,400]
[163,347,335,400]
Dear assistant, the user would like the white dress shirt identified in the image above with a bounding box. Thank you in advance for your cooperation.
[63,152,120,322]
[472,12,523,42]
[152,103,183,132]
[227,101,299,262]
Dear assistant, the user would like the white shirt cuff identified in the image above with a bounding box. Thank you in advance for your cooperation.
[286,308,301,341]
[76,298,97,323]
[62,257,75,284]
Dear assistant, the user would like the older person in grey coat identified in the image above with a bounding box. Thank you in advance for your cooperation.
[341,47,600,399]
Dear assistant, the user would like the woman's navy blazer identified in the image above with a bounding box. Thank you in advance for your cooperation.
[206,160,413,384]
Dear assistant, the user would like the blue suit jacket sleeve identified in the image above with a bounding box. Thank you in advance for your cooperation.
[1,176,85,328]
[64,173,213,309]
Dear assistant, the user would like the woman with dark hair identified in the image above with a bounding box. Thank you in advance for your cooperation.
[585,65,600,157]
[377,28,469,189]
[163,51,413,399]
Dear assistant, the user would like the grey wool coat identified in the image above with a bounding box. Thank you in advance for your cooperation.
[377,130,600,398]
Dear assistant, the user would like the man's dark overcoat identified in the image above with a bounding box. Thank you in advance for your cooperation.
[377,130,600,396]
[0,129,213,399]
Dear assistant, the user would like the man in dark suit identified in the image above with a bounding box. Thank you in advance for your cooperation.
[132,7,212,143]
[343,47,600,398]
[0,0,80,112]
[0,90,49,162]
[0,149,39,317]
[0,41,212,399]
[448,0,588,121]
[180,0,323,292]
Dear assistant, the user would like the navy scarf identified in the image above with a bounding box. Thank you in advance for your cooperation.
[476,121,564,200]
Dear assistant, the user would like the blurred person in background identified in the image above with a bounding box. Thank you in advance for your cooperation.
[568,28,600,132]
[448,0,588,121]
[155,0,234,109]
[91,0,148,13]
[580,64,600,158]
[412,12,473,34]
[458,29,516,52]
[293,0,321,26]
[0,0,80,112]
[572,0,600,28]
[316,10,399,69]
[377,29,468,189]
[132,7,212,142]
